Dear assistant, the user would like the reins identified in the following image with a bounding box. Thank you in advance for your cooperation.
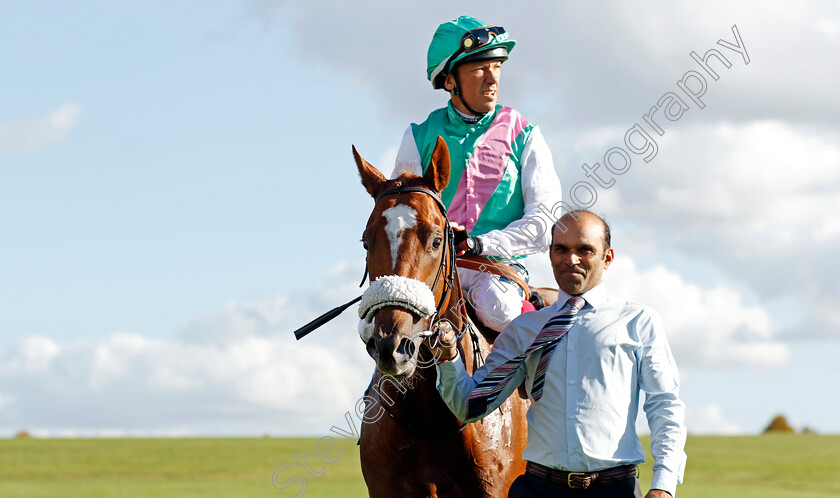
[372,186,481,371]
[294,184,482,369]
[456,255,531,300]
[363,186,486,438]
[295,183,488,438]
[294,185,454,341]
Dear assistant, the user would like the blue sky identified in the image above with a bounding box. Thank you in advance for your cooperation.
[2,1,383,341]
[2,1,839,437]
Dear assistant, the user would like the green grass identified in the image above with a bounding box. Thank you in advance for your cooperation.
[645,434,840,498]
[0,437,365,498]
[0,435,838,497]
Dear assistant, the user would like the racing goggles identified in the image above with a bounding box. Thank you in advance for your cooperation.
[460,26,507,53]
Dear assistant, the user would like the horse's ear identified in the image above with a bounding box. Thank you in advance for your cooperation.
[353,145,386,198]
[423,136,451,194]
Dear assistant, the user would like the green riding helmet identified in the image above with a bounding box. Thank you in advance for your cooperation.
[427,15,516,89]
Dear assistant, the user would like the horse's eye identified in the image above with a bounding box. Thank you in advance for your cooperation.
[361,238,369,251]
[432,237,443,250]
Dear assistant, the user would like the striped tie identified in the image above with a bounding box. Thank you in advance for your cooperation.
[465,297,585,419]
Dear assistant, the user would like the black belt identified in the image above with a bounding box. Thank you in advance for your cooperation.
[525,461,638,489]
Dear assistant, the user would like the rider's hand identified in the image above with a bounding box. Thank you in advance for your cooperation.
[424,321,458,362]
[452,224,483,257]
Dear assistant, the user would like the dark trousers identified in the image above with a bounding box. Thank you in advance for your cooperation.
[508,472,642,498]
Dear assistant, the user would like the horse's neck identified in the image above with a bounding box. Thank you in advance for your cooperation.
[374,349,459,434]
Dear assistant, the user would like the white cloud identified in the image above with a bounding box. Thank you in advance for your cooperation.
[29,428,195,438]
[261,1,840,127]
[0,102,83,154]
[260,3,840,346]
[525,253,790,370]
[634,401,744,436]
[584,121,840,229]
[177,295,293,344]
[0,253,806,437]
[562,119,840,339]
[571,126,629,154]
[685,403,743,435]
[650,121,840,228]
[0,393,13,411]
[609,258,791,369]
[260,1,840,344]
[24,337,60,370]
[0,264,374,436]
[814,18,840,39]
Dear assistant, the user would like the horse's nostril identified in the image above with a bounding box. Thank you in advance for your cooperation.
[396,337,416,359]
[366,339,379,360]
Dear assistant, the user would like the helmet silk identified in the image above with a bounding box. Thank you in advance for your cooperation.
[426,16,516,90]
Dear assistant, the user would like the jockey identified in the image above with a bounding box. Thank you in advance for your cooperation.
[392,16,563,332]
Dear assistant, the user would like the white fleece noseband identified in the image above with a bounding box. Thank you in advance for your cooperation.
[358,275,436,323]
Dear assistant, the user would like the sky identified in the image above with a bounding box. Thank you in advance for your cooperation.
[1,1,839,438]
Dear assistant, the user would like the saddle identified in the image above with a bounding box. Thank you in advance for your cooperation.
[456,255,532,299]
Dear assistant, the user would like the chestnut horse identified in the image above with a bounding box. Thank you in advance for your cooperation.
[353,137,529,497]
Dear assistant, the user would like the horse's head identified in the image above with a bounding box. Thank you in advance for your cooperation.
[354,137,452,378]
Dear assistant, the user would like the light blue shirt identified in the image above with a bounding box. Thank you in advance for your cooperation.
[436,283,687,495]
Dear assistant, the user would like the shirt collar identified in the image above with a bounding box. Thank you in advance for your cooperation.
[446,101,498,128]
[554,282,609,311]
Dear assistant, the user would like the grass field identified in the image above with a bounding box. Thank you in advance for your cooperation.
[1,435,838,497]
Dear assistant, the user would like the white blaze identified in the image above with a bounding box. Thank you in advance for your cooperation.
[382,204,418,270]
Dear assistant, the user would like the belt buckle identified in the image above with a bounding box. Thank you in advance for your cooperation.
[567,472,590,489]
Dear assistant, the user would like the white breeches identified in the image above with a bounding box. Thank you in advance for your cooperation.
[458,267,526,332]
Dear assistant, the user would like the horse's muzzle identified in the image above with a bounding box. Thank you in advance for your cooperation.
[367,335,418,377]
[365,308,425,377]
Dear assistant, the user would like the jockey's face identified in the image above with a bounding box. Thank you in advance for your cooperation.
[445,59,502,115]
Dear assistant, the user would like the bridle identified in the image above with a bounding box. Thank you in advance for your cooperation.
[293,183,475,347]
[362,184,485,437]
[371,185,458,322]
[296,182,485,437]
[367,184,483,360]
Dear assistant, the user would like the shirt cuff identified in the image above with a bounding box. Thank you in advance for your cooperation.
[435,350,460,366]
[650,469,678,497]
[435,351,467,382]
